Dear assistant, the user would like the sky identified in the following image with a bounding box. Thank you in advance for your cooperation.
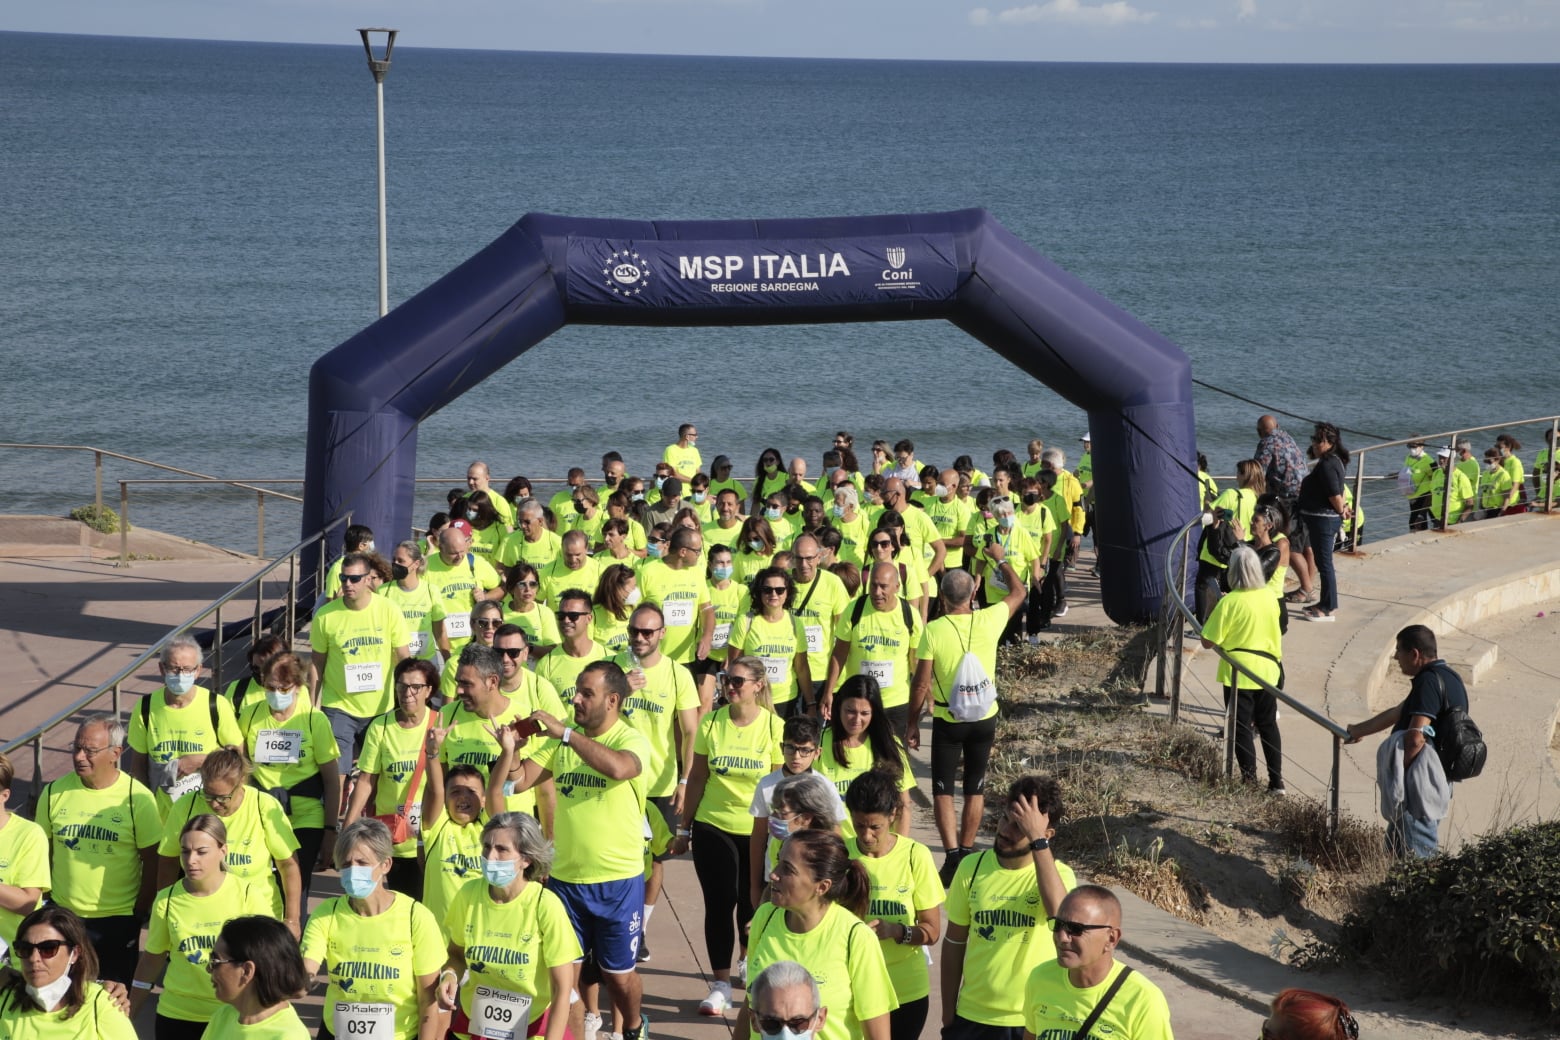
[6,0,1559,63]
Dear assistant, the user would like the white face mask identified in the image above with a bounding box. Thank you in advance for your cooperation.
[265,687,296,712]
[28,965,76,1012]
[363,541,375,553]
[1409,446,1425,458]
[625,588,642,607]
[760,1022,815,1040]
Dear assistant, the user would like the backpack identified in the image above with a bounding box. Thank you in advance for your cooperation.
[849,595,914,631]
[1423,665,1486,782]
[940,615,996,723]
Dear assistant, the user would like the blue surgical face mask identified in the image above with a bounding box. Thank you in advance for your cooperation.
[265,687,295,712]
[632,492,645,503]
[712,565,733,581]
[767,815,791,842]
[483,857,519,887]
[692,491,707,504]
[647,543,663,559]
[341,865,379,899]
[764,507,782,521]
[164,672,196,696]
[748,539,766,552]
[466,509,478,521]
[655,476,667,490]
[830,504,845,519]
[998,514,1016,530]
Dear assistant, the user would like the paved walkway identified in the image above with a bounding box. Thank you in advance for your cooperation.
[2,516,1556,1039]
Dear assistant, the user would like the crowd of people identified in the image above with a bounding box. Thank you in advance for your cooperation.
[6,422,1452,1040]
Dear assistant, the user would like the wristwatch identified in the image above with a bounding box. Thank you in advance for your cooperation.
[1027,837,1050,852]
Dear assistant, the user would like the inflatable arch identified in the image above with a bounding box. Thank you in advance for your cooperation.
[303,209,1196,623]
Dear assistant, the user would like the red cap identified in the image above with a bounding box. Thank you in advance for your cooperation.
[448,519,474,536]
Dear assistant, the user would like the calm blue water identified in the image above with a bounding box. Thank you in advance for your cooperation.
[2,32,1557,550]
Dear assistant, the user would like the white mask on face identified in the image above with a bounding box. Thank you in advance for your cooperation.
[28,964,76,1012]
[625,588,642,607]
[760,1021,816,1040]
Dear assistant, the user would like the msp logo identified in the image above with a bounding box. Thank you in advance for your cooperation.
[603,249,651,297]
[886,246,906,270]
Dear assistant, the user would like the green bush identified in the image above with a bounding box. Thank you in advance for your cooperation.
[69,504,122,534]
[1324,821,1560,1012]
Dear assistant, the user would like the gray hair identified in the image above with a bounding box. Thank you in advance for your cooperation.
[335,818,395,869]
[77,712,126,749]
[750,960,820,1016]
[458,642,502,683]
[832,484,859,509]
[1041,447,1066,469]
[517,498,544,520]
[1225,545,1266,592]
[772,771,838,823]
[160,632,203,667]
[939,568,976,606]
[483,812,555,881]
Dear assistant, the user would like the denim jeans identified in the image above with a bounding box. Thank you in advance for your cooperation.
[1388,807,1441,858]
[1301,512,1343,612]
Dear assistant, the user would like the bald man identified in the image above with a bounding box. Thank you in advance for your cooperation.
[466,460,515,527]
[825,561,921,731]
[1021,885,1174,1040]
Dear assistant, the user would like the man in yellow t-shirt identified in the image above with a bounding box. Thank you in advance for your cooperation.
[427,521,503,656]
[788,535,851,710]
[0,752,49,946]
[128,633,244,818]
[638,527,714,666]
[537,530,601,608]
[703,488,748,552]
[498,500,563,570]
[1021,886,1175,1040]
[943,775,1075,1037]
[881,479,947,578]
[664,423,702,481]
[467,460,515,529]
[533,590,610,704]
[504,661,652,1040]
[825,563,922,731]
[38,715,163,984]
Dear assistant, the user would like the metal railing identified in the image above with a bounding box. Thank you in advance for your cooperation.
[1157,515,1351,835]
[0,514,351,811]
[115,479,302,563]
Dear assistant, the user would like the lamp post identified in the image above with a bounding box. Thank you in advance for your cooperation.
[358,28,398,318]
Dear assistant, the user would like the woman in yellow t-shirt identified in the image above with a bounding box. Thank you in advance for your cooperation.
[672,657,784,1017]
[728,568,813,714]
[436,813,582,1040]
[380,540,439,661]
[460,493,508,562]
[844,772,943,1040]
[202,915,311,1039]
[131,815,273,1039]
[501,563,560,652]
[738,830,895,1040]
[865,519,929,616]
[301,819,445,1040]
[0,906,137,1040]
[591,564,639,659]
[704,546,749,667]
[733,517,778,587]
[1200,546,1285,795]
[817,677,914,837]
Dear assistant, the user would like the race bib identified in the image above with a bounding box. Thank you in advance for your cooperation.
[253,728,303,765]
[165,770,202,801]
[409,631,430,656]
[407,800,423,836]
[470,985,533,1040]
[803,624,824,655]
[664,599,694,628]
[444,612,472,640]
[711,622,731,651]
[345,661,385,695]
[333,1001,396,1038]
[861,659,894,689]
[761,657,787,685]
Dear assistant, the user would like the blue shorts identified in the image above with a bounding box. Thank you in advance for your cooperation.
[549,875,645,974]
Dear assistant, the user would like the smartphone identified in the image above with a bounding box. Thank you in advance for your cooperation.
[511,717,543,738]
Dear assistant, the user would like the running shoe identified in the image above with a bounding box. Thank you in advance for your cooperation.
[735,957,748,987]
[699,982,733,1016]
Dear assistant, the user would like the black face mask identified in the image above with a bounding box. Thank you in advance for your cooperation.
[391,563,410,580]
[1022,492,1041,506]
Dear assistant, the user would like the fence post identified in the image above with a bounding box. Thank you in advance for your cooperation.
[253,576,264,644]
[1329,736,1342,837]
[31,734,43,814]
[1348,451,1366,552]
[1440,431,1461,528]
[94,451,103,514]
[1222,679,1237,779]
[112,681,121,720]
[117,481,131,568]
[212,607,224,693]
[1154,599,1168,701]
[1170,527,1190,724]
[287,554,298,639]
[256,491,266,558]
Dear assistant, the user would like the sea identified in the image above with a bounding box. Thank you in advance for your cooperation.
[2,32,1557,554]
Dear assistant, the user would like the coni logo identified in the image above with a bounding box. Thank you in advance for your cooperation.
[603,249,651,296]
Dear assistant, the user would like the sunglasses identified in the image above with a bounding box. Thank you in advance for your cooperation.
[756,1015,818,1036]
[1048,917,1113,938]
[724,674,758,689]
[628,626,662,638]
[870,540,893,550]
[513,580,538,589]
[760,586,788,595]
[557,610,590,621]
[474,618,502,629]
[497,646,527,659]
[340,573,370,584]
[15,939,73,959]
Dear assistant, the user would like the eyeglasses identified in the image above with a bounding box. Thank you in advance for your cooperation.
[394,682,432,694]
[557,610,590,621]
[340,572,370,584]
[628,626,662,638]
[69,743,111,757]
[497,646,527,659]
[513,580,538,589]
[756,1014,819,1035]
[780,742,817,755]
[474,618,502,629]
[760,586,788,596]
[204,789,238,807]
[1048,917,1114,938]
[206,955,235,973]
[15,939,73,959]
[794,554,820,564]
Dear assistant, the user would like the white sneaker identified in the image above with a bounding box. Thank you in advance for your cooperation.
[699,982,733,1016]
[735,957,748,986]
[583,1013,602,1040]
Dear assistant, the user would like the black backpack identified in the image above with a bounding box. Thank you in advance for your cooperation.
[1424,665,1486,782]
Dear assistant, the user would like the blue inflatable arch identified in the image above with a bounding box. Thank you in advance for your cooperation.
[303,209,1196,623]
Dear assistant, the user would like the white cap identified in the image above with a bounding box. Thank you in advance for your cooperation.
[1436,447,1452,459]
[1080,432,1091,443]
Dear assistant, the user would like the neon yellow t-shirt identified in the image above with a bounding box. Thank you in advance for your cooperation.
[0,983,137,1040]
[1017,503,1056,563]
[0,813,49,944]
[1200,588,1282,690]
[444,878,584,1030]
[537,557,601,610]
[437,699,527,782]
[815,732,916,821]
[308,596,411,718]
[705,580,750,663]
[790,570,851,687]
[1023,958,1175,1040]
[591,604,633,658]
[147,875,273,1022]
[637,561,710,663]
[469,522,505,563]
[945,850,1078,1027]
[833,598,923,709]
[745,901,898,1040]
[532,720,650,884]
[236,699,340,830]
[614,654,700,798]
[356,710,434,858]
[829,511,873,568]
[732,548,776,587]
[532,643,608,704]
[158,788,298,918]
[36,771,161,916]
[849,835,944,1001]
[916,605,1009,724]
[200,1002,310,1040]
[127,686,244,817]
[894,506,942,567]
[709,477,748,504]
[421,811,487,928]
[701,520,747,556]
[502,603,561,650]
[921,497,968,570]
[968,524,1039,604]
[300,893,446,1040]
[379,579,439,659]
[692,708,783,835]
[729,612,809,706]
[663,443,702,480]
[425,552,503,653]
[497,529,561,572]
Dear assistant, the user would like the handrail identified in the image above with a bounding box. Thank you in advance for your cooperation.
[1161,515,1349,834]
[0,514,352,809]
[0,442,306,515]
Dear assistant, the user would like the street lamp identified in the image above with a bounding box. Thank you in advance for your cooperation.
[358,28,398,318]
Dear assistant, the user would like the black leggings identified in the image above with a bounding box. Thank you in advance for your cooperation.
[294,826,324,904]
[155,1014,209,1040]
[931,715,999,798]
[690,820,755,973]
[890,996,929,1040]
